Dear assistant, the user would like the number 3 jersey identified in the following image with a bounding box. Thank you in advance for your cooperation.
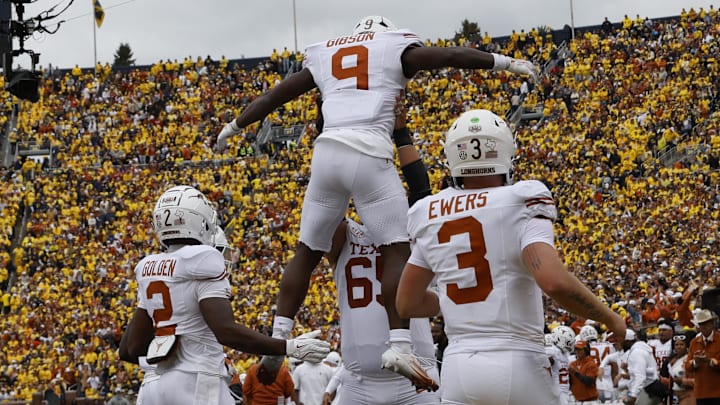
[407,180,557,356]
[303,30,422,159]
[334,218,436,378]
[134,244,230,375]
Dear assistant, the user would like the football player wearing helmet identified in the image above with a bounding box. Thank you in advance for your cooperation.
[119,185,330,405]
[214,16,538,392]
[395,110,626,404]
[213,226,236,272]
[548,325,576,405]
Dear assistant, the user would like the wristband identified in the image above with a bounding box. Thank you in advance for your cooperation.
[389,328,412,344]
[393,127,413,148]
[491,53,511,71]
[272,315,294,339]
[230,120,241,133]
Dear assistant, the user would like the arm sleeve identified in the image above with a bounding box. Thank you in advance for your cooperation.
[407,238,430,269]
[626,349,645,397]
[575,372,596,386]
[402,159,431,207]
[520,217,555,250]
[196,278,232,301]
[575,361,599,386]
[324,366,343,394]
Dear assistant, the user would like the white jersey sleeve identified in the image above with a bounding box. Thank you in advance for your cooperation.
[303,30,422,159]
[407,181,556,355]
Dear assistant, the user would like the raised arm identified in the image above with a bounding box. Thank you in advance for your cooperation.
[401,46,538,83]
[392,95,431,206]
[216,69,317,149]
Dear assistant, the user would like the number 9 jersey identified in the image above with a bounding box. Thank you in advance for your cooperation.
[407,180,557,356]
[303,29,422,159]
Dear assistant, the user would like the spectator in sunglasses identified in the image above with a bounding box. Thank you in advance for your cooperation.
[660,331,696,405]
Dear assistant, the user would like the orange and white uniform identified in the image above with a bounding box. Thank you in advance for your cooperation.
[332,218,439,404]
[298,30,422,252]
[134,244,234,405]
[407,180,559,404]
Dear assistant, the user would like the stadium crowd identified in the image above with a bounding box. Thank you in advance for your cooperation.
[0,5,719,403]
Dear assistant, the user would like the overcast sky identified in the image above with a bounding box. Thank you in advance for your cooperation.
[11,0,719,70]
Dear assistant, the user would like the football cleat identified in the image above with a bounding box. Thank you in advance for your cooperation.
[381,348,439,391]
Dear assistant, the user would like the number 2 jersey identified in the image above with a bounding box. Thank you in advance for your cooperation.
[303,30,422,159]
[134,244,230,375]
[407,180,557,356]
[334,218,436,378]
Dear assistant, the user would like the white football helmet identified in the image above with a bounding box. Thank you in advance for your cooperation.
[444,109,515,185]
[578,325,599,342]
[352,15,397,35]
[153,185,216,248]
[551,326,577,354]
[214,225,236,270]
[544,333,554,346]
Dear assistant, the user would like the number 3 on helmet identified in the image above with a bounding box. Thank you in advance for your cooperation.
[352,15,397,35]
[444,109,516,185]
[153,185,217,248]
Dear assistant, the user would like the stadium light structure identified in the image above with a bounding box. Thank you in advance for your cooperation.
[2,0,73,102]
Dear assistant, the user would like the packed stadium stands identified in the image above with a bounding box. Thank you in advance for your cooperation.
[0,5,718,404]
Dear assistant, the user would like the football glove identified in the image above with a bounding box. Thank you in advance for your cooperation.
[507,58,540,85]
[381,341,439,392]
[215,120,241,152]
[286,330,331,363]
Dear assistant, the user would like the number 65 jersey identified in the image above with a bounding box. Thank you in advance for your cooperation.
[303,29,422,160]
[334,218,436,378]
[407,180,557,356]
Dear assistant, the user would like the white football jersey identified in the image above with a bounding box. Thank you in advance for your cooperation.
[334,219,435,378]
[135,244,230,375]
[647,338,672,371]
[589,341,616,382]
[407,180,556,355]
[546,345,571,401]
[303,30,422,159]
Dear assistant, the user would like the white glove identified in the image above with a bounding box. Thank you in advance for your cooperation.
[286,330,331,363]
[381,340,439,392]
[506,58,540,85]
[215,120,241,152]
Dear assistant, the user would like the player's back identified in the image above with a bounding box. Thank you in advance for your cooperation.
[303,30,421,159]
[590,341,615,367]
[334,219,434,377]
[546,344,571,397]
[408,180,557,355]
[134,244,229,375]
